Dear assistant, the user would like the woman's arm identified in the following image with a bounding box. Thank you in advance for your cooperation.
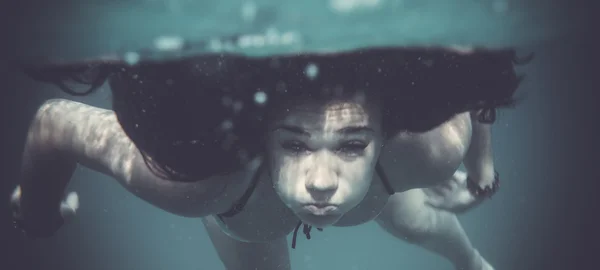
[16,99,249,236]
[463,111,497,189]
[423,110,499,213]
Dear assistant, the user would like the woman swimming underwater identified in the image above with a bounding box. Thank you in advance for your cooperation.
[11,45,530,270]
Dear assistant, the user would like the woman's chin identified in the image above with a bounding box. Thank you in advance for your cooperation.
[296,212,342,228]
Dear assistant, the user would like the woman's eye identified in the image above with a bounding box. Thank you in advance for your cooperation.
[338,141,368,155]
[281,141,309,154]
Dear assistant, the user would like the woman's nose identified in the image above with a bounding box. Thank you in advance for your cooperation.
[305,156,339,201]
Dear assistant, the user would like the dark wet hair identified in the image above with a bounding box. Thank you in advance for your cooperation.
[23,47,532,182]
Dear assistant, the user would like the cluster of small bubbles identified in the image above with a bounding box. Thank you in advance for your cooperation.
[208,38,237,52]
[237,34,266,48]
[304,63,319,80]
[329,0,382,13]
[153,36,185,51]
[124,52,140,66]
[207,29,301,53]
[254,91,268,105]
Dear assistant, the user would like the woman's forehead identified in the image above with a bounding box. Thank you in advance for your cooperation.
[275,101,378,132]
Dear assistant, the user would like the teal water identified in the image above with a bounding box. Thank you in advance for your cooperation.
[10,1,589,269]
[17,0,580,61]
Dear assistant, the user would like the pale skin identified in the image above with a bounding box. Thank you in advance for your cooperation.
[12,93,498,270]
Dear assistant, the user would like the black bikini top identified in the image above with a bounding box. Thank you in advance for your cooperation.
[217,161,395,249]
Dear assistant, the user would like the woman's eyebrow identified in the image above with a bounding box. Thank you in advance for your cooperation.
[335,126,374,135]
[272,125,311,137]
[272,125,374,137]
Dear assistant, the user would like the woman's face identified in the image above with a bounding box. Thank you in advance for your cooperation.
[266,93,383,227]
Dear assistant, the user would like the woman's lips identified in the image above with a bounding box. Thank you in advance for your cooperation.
[301,204,339,216]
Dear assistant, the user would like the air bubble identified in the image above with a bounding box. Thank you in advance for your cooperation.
[254,91,268,105]
[208,38,223,52]
[124,52,140,65]
[305,63,319,80]
[154,36,184,51]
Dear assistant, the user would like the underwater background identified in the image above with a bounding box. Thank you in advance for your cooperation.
[1,0,596,269]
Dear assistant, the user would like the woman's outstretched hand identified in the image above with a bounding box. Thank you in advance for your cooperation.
[423,170,489,214]
[10,185,79,238]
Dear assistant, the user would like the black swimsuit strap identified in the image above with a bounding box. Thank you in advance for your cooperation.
[217,162,264,218]
[217,160,396,249]
[375,161,396,196]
